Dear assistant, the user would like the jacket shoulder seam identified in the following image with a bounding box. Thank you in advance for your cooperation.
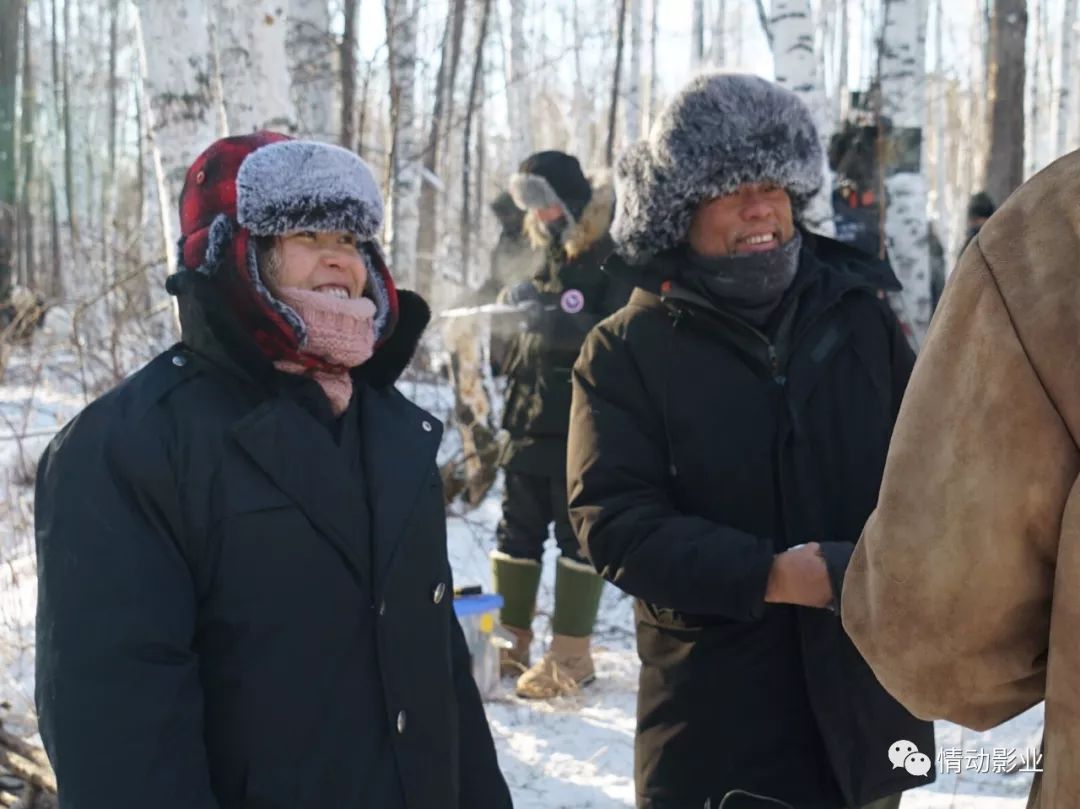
[976,242,1074,445]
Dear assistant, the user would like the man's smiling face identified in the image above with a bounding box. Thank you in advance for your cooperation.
[687,182,796,258]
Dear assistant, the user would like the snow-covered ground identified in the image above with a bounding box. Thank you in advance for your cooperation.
[0,341,1044,808]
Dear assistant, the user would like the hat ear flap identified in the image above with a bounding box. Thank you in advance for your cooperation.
[362,244,400,346]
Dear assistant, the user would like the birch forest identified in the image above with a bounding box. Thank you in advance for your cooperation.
[0,0,1075,355]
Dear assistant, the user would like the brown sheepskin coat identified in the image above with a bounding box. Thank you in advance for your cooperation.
[843,149,1080,809]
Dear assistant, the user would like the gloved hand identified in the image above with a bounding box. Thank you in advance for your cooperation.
[498,281,541,307]
[497,282,548,333]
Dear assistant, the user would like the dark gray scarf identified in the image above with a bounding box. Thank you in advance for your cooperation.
[679,231,803,328]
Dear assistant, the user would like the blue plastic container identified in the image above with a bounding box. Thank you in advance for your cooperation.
[453,592,505,699]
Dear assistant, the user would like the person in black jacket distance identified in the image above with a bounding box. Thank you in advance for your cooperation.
[567,73,935,809]
[490,151,632,700]
[34,132,512,809]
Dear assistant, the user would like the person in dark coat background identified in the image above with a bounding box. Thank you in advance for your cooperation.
[963,190,996,247]
[930,192,996,315]
[490,151,631,700]
[484,190,544,376]
[34,132,512,809]
[567,73,934,809]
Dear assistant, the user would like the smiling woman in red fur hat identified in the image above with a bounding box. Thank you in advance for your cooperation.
[32,133,513,809]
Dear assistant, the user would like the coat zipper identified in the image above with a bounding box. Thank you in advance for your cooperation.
[677,303,785,384]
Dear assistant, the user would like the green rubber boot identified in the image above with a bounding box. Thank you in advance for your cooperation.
[516,556,605,699]
[551,556,605,638]
[491,552,542,676]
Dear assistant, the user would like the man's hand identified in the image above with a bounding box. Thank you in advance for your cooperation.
[764,542,834,609]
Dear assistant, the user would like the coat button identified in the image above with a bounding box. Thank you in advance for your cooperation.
[171,354,187,367]
[421,420,433,432]
[432,583,446,604]
[396,710,407,733]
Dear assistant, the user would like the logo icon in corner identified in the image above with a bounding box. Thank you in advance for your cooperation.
[560,289,585,314]
[889,740,933,777]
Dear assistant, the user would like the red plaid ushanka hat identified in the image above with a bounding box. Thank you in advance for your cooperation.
[175,132,399,372]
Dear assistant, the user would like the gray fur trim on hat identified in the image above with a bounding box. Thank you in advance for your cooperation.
[612,72,824,265]
[509,173,575,224]
[236,139,384,241]
[195,213,236,276]
[361,243,392,341]
[247,239,309,346]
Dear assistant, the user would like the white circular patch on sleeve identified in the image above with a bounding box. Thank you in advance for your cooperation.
[560,289,585,314]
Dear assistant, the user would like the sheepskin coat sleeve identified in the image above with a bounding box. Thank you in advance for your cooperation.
[843,149,1080,809]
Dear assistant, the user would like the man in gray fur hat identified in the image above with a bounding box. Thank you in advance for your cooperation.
[567,73,933,808]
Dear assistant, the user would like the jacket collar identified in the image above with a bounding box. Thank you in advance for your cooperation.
[230,394,374,587]
[230,380,441,592]
[179,267,437,591]
[628,230,899,315]
[616,228,901,299]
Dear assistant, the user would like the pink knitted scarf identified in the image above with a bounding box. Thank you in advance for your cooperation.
[272,286,377,416]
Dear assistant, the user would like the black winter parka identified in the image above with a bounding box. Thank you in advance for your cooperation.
[567,233,935,809]
[34,271,512,809]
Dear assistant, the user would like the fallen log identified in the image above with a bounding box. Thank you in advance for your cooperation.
[0,725,56,804]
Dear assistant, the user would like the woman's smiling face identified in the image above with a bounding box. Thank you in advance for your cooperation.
[267,230,369,299]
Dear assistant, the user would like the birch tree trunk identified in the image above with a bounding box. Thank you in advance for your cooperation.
[692,0,705,66]
[770,0,835,236]
[623,0,643,144]
[50,0,60,134]
[880,0,931,345]
[107,0,119,195]
[1038,0,1052,165]
[1056,0,1076,155]
[985,0,1027,204]
[215,0,297,134]
[0,0,20,240]
[61,0,77,246]
[508,0,531,160]
[385,0,421,289]
[710,0,726,65]
[136,0,216,273]
[49,179,61,298]
[754,0,773,46]
[447,0,499,508]
[571,0,590,157]
[418,0,465,301]
[607,0,629,166]
[646,0,659,130]
[104,0,120,293]
[461,0,492,279]
[834,0,849,123]
[19,0,34,289]
[932,0,947,246]
[288,0,335,140]
[1026,0,1042,177]
[341,0,358,147]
